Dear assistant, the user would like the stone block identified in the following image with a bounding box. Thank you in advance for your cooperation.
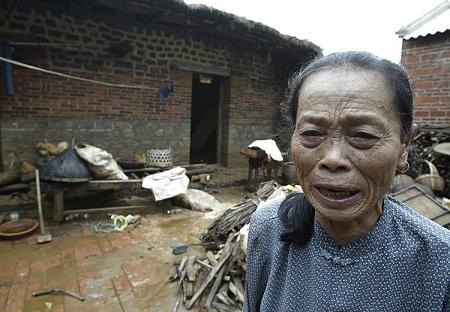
[94,120,114,130]
[154,128,164,137]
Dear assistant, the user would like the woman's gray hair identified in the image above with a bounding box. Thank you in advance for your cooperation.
[280,51,414,141]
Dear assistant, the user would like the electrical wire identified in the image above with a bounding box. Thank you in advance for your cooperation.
[0,56,156,90]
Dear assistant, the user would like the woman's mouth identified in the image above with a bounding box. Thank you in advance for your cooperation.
[313,185,362,209]
[317,187,359,200]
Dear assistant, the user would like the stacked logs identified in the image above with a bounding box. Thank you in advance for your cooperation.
[408,127,450,197]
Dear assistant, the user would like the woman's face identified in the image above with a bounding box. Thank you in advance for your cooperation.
[291,69,407,222]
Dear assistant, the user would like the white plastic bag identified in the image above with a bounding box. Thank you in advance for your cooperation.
[75,144,128,180]
[173,189,220,211]
[240,224,249,256]
[142,167,189,201]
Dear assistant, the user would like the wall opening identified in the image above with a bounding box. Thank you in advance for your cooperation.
[190,73,224,164]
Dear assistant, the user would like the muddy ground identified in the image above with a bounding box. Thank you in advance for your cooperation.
[0,182,250,312]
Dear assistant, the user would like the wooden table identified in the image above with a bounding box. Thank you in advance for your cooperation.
[41,179,147,222]
[240,147,267,191]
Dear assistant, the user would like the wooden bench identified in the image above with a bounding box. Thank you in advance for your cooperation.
[40,164,216,222]
[41,179,149,222]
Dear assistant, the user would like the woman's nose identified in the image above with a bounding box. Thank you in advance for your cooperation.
[318,143,351,173]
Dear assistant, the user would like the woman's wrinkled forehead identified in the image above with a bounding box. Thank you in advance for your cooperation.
[295,68,402,133]
[296,68,395,116]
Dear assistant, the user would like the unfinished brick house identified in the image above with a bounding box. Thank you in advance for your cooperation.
[397,0,450,127]
[0,0,321,169]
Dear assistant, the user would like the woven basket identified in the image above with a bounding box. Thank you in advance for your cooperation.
[415,160,445,192]
[146,148,173,168]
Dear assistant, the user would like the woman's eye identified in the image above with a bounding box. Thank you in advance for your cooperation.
[348,132,379,149]
[352,132,377,140]
[298,130,324,147]
[300,130,323,138]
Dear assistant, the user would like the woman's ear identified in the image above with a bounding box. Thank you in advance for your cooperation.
[397,123,417,170]
[397,150,408,168]
[406,123,418,148]
[403,123,417,151]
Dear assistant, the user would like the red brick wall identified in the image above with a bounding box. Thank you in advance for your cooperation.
[400,31,450,127]
[0,1,305,167]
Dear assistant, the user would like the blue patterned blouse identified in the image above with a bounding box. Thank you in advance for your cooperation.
[244,196,450,311]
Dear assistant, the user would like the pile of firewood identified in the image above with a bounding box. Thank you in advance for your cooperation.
[170,181,279,311]
[0,160,37,200]
[170,181,304,310]
[171,232,245,311]
[200,181,278,248]
[409,127,450,197]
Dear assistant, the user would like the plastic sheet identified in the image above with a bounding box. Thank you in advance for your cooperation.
[142,167,189,201]
[40,148,92,182]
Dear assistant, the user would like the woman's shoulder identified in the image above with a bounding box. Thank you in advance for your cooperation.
[386,195,450,249]
[249,197,284,237]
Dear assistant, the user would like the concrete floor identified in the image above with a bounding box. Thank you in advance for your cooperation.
[0,186,247,312]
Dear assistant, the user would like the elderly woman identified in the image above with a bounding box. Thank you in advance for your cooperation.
[244,51,450,311]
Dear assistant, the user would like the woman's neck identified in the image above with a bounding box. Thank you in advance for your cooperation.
[315,205,383,246]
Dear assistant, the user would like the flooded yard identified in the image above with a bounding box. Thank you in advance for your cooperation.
[0,186,246,312]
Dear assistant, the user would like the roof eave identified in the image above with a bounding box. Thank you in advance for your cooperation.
[396,0,450,38]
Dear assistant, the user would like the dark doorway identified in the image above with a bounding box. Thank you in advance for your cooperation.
[190,73,222,164]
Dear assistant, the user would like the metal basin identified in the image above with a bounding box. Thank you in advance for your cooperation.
[0,219,39,239]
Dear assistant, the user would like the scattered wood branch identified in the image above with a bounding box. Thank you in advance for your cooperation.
[201,181,278,247]
[169,181,283,310]
[170,232,246,310]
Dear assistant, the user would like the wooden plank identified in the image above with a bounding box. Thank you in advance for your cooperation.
[170,60,230,77]
[186,166,215,176]
[240,147,266,159]
[186,256,197,282]
[177,256,189,286]
[53,189,64,222]
[232,276,245,298]
[391,185,450,221]
[211,301,240,312]
[229,281,244,303]
[123,168,161,173]
[206,251,218,266]
[205,264,226,308]
[123,164,207,173]
[433,213,450,227]
[82,180,143,191]
[127,218,142,233]
[217,283,232,305]
[196,259,213,270]
[88,179,142,183]
[186,240,235,309]
[183,281,194,299]
[178,164,208,170]
[64,205,153,215]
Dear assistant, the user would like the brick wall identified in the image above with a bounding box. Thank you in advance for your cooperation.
[0,1,301,168]
[400,31,450,127]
